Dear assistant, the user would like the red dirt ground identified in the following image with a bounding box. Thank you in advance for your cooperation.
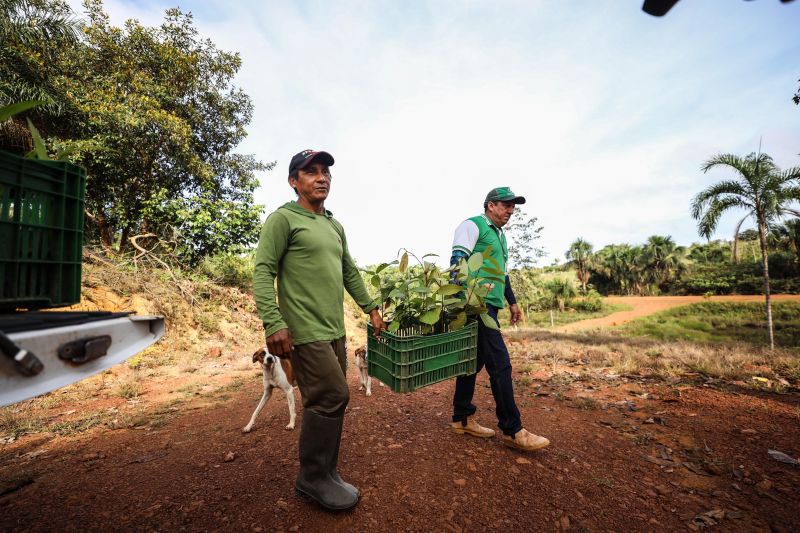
[2,354,799,532]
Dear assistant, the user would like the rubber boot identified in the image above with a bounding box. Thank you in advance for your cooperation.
[330,415,359,498]
[295,410,359,511]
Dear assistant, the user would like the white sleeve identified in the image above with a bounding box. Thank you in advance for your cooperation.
[452,220,479,255]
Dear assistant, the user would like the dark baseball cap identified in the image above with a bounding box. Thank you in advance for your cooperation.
[288,149,335,175]
[485,186,526,204]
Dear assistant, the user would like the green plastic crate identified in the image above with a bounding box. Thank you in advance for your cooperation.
[0,151,86,311]
[367,320,478,393]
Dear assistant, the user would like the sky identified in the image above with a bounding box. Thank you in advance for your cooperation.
[67,0,800,266]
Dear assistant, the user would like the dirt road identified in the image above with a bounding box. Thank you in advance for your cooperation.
[2,362,799,532]
[557,294,800,333]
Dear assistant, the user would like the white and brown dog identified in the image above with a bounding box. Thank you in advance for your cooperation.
[354,345,371,396]
[243,348,297,432]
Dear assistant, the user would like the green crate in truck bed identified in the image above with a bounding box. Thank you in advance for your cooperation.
[0,151,86,311]
[367,320,478,393]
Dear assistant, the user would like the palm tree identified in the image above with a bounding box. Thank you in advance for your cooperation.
[644,235,688,292]
[621,245,649,295]
[1,0,81,151]
[565,238,593,293]
[545,278,577,312]
[770,218,800,267]
[691,152,800,349]
[592,244,631,295]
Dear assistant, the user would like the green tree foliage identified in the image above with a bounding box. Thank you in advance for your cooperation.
[687,240,730,264]
[585,237,688,296]
[770,218,800,266]
[543,278,577,312]
[590,243,646,295]
[2,0,271,262]
[565,238,593,293]
[0,0,80,152]
[579,237,798,297]
[643,235,688,291]
[508,268,541,316]
[0,0,79,109]
[72,2,270,257]
[691,152,800,349]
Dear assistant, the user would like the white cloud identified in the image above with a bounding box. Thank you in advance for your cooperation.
[68,0,800,264]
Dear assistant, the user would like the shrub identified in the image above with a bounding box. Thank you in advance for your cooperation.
[573,290,603,312]
[198,252,254,291]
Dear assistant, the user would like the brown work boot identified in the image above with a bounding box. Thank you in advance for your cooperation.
[451,416,495,438]
[502,428,550,452]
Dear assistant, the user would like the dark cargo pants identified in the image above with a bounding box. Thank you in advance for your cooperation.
[452,304,523,436]
[290,336,349,417]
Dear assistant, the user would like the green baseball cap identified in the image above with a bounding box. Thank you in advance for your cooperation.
[485,186,526,205]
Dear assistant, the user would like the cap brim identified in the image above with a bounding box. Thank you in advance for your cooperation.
[494,195,526,204]
[298,151,334,169]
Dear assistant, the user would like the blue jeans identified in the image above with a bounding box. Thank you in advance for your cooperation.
[452,304,522,436]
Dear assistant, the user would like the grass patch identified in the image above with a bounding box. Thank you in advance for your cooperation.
[113,375,142,400]
[505,302,631,329]
[177,382,203,397]
[216,376,245,393]
[593,477,615,488]
[508,327,800,386]
[0,408,46,439]
[574,396,601,410]
[48,411,108,436]
[621,301,800,349]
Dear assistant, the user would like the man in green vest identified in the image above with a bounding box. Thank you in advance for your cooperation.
[253,149,386,510]
[449,187,551,452]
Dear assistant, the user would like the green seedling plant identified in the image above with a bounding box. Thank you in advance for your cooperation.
[363,247,505,335]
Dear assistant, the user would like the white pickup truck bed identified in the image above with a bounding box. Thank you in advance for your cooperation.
[0,312,164,407]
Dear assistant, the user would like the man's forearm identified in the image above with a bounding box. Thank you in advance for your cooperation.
[449,249,470,283]
[504,275,517,305]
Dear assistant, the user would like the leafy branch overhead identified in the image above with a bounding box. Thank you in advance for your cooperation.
[363,249,504,335]
[1,0,271,263]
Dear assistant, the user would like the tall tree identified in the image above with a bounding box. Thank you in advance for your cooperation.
[505,208,545,269]
[2,1,270,261]
[66,2,270,257]
[565,238,593,293]
[644,235,688,291]
[691,152,800,349]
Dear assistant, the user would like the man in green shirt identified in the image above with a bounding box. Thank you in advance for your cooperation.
[449,187,550,452]
[254,149,385,511]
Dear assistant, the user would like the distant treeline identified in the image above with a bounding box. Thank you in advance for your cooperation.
[562,227,800,297]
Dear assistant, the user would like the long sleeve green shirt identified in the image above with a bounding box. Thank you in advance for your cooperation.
[253,201,376,345]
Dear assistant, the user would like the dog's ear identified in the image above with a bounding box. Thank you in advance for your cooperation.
[355,346,366,357]
[252,348,266,364]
